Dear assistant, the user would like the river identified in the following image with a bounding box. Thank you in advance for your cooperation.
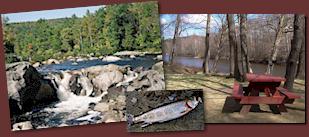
[38,55,158,74]
[163,55,289,77]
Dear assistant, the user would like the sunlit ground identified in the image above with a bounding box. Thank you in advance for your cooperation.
[165,74,306,123]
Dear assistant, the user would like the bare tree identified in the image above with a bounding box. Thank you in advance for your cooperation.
[203,14,211,74]
[227,14,244,81]
[211,15,226,73]
[170,14,181,64]
[284,14,305,90]
[266,15,287,74]
[296,26,305,78]
[227,14,235,77]
[239,14,253,74]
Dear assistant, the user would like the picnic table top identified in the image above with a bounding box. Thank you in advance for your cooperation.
[246,73,286,83]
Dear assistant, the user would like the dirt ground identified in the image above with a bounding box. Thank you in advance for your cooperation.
[165,74,306,123]
[125,89,205,132]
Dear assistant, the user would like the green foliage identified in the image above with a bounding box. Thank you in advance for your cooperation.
[3,2,161,63]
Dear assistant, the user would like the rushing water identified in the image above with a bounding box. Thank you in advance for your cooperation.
[38,55,158,74]
[163,55,287,77]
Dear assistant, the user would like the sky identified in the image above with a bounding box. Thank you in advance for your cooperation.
[160,14,260,39]
[2,5,104,23]
[3,9,263,39]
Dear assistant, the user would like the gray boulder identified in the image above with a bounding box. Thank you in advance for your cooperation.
[151,61,164,73]
[126,70,165,92]
[6,62,58,115]
[92,70,123,94]
[12,121,33,131]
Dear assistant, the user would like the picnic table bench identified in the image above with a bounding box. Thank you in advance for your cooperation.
[232,73,301,114]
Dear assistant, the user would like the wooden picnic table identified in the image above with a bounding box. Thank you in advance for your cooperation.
[232,73,300,114]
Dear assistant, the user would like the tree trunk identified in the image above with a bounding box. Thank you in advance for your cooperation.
[284,14,305,91]
[266,15,286,74]
[227,14,235,77]
[227,14,243,81]
[239,14,253,74]
[212,22,226,73]
[79,28,83,52]
[296,26,305,78]
[170,14,181,64]
[203,14,211,74]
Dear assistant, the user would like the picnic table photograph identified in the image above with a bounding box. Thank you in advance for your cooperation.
[163,14,305,123]
[231,73,301,114]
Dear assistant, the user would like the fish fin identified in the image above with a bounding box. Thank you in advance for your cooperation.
[197,97,203,103]
[88,119,95,123]
[127,114,135,126]
[181,108,191,114]
[141,122,150,128]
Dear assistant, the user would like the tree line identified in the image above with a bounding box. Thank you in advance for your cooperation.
[2,2,161,63]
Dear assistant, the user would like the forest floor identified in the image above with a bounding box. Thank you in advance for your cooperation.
[165,74,306,123]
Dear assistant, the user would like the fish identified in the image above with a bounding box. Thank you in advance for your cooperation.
[127,96,202,128]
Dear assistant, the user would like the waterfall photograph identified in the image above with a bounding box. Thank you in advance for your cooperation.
[2,1,165,131]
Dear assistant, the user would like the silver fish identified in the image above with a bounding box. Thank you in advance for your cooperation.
[127,96,202,127]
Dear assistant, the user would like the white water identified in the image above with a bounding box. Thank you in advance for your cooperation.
[44,71,104,121]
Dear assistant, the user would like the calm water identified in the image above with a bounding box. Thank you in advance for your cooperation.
[38,55,158,74]
[163,55,287,77]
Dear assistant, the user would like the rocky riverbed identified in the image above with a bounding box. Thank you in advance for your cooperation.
[7,60,164,131]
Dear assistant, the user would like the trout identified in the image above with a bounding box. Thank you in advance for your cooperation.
[127,96,202,127]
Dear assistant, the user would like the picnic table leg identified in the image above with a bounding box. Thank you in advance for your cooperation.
[250,88,261,112]
[240,105,252,114]
[239,88,259,114]
[269,105,281,114]
[278,104,288,112]
[269,90,283,114]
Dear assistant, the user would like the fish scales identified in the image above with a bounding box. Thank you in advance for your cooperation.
[130,97,201,127]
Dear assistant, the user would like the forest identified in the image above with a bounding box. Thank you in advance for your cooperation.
[2,2,161,63]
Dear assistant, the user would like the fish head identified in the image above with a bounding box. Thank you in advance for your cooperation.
[186,97,201,109]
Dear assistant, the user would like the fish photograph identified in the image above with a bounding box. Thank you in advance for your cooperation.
[161,14,305,123]
[2,1,164,131]
[125,89,205,132]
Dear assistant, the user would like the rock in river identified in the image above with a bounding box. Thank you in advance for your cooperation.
[102,56,122,62]
[32,62,42,68]
[12,121,33,131]
[45,59,60,64]
[151,61,163,73]
[6,62,58,115]
[92,70,123,94]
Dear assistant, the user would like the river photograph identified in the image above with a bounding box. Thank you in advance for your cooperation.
[161,14,306,123]
[2,1,165,131]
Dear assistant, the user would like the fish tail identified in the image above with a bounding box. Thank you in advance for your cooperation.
[127,114,135,126]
